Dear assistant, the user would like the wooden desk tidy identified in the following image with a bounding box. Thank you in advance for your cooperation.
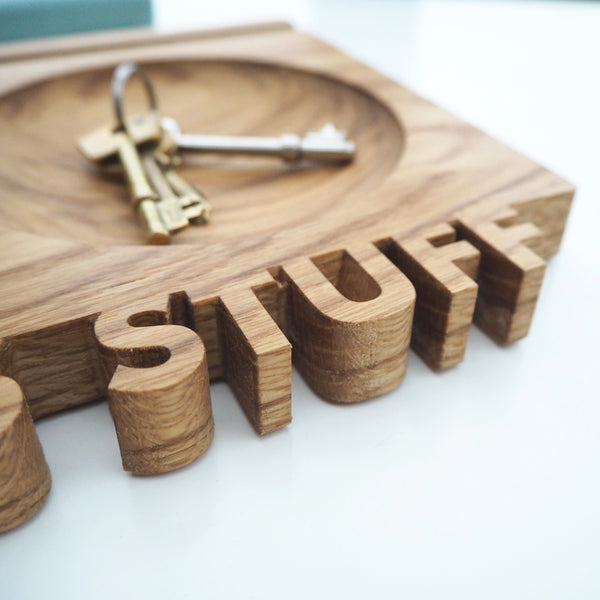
[0,22,574,533]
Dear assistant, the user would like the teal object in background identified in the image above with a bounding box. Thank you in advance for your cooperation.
[0,0,152,42]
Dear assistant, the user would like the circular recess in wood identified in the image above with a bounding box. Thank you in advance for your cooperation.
[0,60,404,246]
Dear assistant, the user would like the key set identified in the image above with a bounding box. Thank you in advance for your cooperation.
[78,62,357,244]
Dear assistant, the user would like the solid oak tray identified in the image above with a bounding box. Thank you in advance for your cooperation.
[0,22,574,532]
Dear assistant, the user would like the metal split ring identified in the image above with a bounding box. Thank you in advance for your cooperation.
[111,62,160,133]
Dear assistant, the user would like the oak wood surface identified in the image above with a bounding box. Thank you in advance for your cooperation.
[0,23,574,532]
[0,376,51,533]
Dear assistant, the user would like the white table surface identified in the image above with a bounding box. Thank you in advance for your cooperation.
[2,1,599,598]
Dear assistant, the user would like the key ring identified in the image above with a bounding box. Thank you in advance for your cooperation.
[111,62,160,133]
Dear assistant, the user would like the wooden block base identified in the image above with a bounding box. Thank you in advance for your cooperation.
[0,23,574,533]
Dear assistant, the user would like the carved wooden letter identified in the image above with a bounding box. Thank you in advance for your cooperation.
[0,376,51,533]
[95,306,213,474]
[455,210,546,344]
[219,286,292,435]
[277,243,415,402]
[380,223,480,370]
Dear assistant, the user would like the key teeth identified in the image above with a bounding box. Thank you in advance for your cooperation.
[182,198,211,223]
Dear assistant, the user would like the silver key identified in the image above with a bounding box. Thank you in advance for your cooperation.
[161,117,356,164]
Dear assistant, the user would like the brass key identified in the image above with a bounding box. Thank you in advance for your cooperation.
[79,105,214,242]
[154,152,211,223]
[78,124,171,244]
[140,150,190,233]
[80,129,214,243]
[77,61,356,245]
[116,135,175,245]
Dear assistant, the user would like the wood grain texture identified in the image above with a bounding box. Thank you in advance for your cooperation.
[455,208,547,344]
[0,376,51,533]
[378,223,480,370]
[0,24,574,532]
[276,243,415,402]
[218,287,291,434]
[95,305,213,474]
